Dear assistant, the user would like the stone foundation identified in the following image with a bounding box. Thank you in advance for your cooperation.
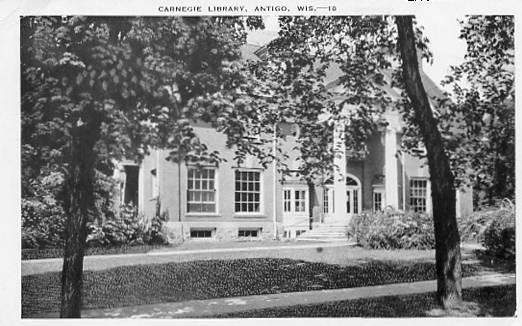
[164,221,283,242]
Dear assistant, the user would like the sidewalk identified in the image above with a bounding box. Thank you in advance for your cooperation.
[22,241,483,276]
[35,273,515,318]
[22,242,352,275]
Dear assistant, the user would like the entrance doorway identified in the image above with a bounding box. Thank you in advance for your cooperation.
[323,174,361,221]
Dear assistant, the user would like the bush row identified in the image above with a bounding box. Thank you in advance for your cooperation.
[349,204,515,262]
[349,211,435,250]
[22,201,169,250]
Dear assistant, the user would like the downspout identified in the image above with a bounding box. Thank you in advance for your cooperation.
[156,149,160,216]
[402,152,407,210]
[178,151,183,240]
[272,123,278,240]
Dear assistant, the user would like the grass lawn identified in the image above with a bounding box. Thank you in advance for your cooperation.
[212,285,516,317]
[22,258,481,317]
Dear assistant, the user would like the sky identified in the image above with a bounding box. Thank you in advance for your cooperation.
[247,15,467,90]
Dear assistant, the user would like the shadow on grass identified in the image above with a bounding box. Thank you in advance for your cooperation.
[22,258,482,317]
[212,285,516,318]
[473,249,515,273]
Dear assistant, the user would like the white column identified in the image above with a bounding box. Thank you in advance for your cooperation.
[272,124,278,239]
[427,180,432,215]
[455,189,461,218]
[333,121,347,222]
[138,162,145,213]
[384,127,399,210]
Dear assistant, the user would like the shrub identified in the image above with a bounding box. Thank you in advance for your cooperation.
[482,204,515,262]
[21,171,66,249]
[22,198,65,249]
[459,200,515,242]
[86,204,145,247]
[86,202,169,248]
[350,210,435,250]
[143,212,169,245]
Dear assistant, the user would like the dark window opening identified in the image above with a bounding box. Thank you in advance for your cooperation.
[238,229,260,238]
[190,229,214,238]
[123,165,139,205]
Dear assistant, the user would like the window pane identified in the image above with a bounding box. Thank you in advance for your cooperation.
[234,171,261,212]
[410,179,427,213]
[187,168,217,213]
[323,190,329,214]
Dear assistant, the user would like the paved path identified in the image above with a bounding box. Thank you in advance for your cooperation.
[22,242,352,275]
[35,273,515,318]
[22,242,482,276]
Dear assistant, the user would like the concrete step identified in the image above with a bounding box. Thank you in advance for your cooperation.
[297,238,351,242]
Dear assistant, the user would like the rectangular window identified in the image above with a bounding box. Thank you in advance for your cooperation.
[295,190,306,213]
[190,229,214,238]
[323,189,329,214]
[151,169,159,198]
[353,190,359,214]
[283,189,291,213]
[283,187,308,215]
[235,170,261,213]
[238,228,260,238]
[323,188,335,214]
[410,179,428,213]
[187,167,216,213]
[373,190,383,212]
[346,191,351,213]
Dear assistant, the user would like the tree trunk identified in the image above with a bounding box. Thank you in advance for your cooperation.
[396,16,463,308]
[60,122,99,318]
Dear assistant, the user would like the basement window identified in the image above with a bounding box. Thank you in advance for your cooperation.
[190,228,215,239]
[238,228,260,238]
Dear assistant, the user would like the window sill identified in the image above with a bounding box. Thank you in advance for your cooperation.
[185,213,222,217]
[283,213,309,217]
[233,214,267,218]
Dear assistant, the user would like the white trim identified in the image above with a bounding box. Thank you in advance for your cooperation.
[427,179,432,215]
[154,149,160,199]
[333,120,347,222]
[138,163,144,212]
[272,125,278,239]
[384,127,399,210]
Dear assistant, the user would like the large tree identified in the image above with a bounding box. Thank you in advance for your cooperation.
[21,16,263,317]
[396,16,462,308]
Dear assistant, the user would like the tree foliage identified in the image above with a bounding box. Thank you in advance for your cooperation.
[21,15,264,317]
[246,16,434,181]
[440,15,514,206]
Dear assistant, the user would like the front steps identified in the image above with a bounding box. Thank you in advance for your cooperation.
[296,223,353,242]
